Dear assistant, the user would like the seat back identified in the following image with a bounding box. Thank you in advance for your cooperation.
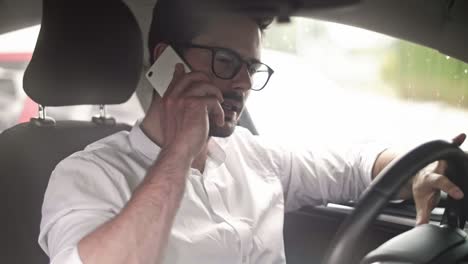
[1,122,132,263]
[0,0,143,263]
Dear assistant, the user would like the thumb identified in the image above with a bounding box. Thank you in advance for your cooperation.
[434,160,447,174]
[452,133,466,147]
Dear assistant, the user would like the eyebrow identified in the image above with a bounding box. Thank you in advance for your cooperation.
[224,47,261,64]
[247,58,262,64]
[194,41,261,64]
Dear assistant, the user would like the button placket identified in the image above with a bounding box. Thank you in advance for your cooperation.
[235,219,253,264]
[202,163,252,263]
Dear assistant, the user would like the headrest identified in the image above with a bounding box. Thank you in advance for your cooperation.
[24,0,143,106]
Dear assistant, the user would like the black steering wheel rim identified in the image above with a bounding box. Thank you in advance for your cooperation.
[322,140,468,264]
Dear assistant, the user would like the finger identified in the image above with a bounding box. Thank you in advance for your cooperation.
[429,173,464,200]
[183,81,224,102]
[167,71,213,98]
[452,133,466,146]
[415,206,431,225]
[434,160,447,174]
[200,97,225,127]
[415,192,440,225]
[182,96,225,127]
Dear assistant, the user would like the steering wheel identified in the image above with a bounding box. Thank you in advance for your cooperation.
[322,140,468,264]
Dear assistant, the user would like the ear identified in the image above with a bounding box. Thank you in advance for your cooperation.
[152,42,168,62]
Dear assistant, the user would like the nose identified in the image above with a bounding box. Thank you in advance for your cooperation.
[231,63,252,92]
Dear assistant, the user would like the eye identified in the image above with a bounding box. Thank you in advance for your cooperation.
[247,65,256,75]
[215,52,235,66]
[248,63,264,75]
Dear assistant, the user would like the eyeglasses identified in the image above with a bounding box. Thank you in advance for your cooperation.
[175,43,274,91]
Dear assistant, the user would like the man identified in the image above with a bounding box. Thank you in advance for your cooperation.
[39,0,465,263]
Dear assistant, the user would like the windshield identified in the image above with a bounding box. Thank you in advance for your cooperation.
[248,17,468,149]
[1,18,468,152]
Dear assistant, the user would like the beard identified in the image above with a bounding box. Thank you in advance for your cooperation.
[208,114,239,138]
[208,90,245,138]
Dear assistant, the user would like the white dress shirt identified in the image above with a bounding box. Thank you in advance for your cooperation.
[39,123,385,264]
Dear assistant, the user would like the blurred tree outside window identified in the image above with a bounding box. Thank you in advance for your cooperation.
[382,42,468,108]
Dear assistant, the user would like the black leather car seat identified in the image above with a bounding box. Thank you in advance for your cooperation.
[0,1,143,263]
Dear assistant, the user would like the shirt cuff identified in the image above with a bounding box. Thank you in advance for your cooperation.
[360,143,388,188]
[51,246,83,264]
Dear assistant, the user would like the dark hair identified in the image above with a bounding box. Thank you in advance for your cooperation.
[148,0,273,64]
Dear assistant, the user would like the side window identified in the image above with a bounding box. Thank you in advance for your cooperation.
[0,25,144,132]
[248,18,468,149]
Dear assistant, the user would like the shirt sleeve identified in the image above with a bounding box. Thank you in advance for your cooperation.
[39,153,131,263]
[49,246,83,264]
[279,142,387,212]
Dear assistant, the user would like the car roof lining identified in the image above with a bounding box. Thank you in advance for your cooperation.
[0,0,42,35]
[1,0,467,63]
[302,0,468,63]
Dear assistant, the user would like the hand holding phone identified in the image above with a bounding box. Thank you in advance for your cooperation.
[145,46,191,97]
[145,45,225,155]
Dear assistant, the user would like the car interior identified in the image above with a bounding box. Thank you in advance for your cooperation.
[1,0,468,263]
[1,1,142,263]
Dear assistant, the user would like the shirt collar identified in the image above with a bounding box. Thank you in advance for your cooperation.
[129,121,162,161]
[207,138,227,168]
[129,121,228,166]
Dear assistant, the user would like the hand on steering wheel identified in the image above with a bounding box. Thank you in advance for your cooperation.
[413,133,466,225]
[323,138,468,264]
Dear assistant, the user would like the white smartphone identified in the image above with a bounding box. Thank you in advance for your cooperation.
[145,45,191,97]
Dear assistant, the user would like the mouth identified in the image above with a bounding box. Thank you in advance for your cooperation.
[220,100,243,123]
[221,100,242,113]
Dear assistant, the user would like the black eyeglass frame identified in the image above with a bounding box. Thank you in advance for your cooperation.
[174,42,274,91]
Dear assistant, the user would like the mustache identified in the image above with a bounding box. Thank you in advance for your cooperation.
[222,91,244,102]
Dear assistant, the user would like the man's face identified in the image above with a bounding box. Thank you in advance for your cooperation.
[183,15,262,137]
